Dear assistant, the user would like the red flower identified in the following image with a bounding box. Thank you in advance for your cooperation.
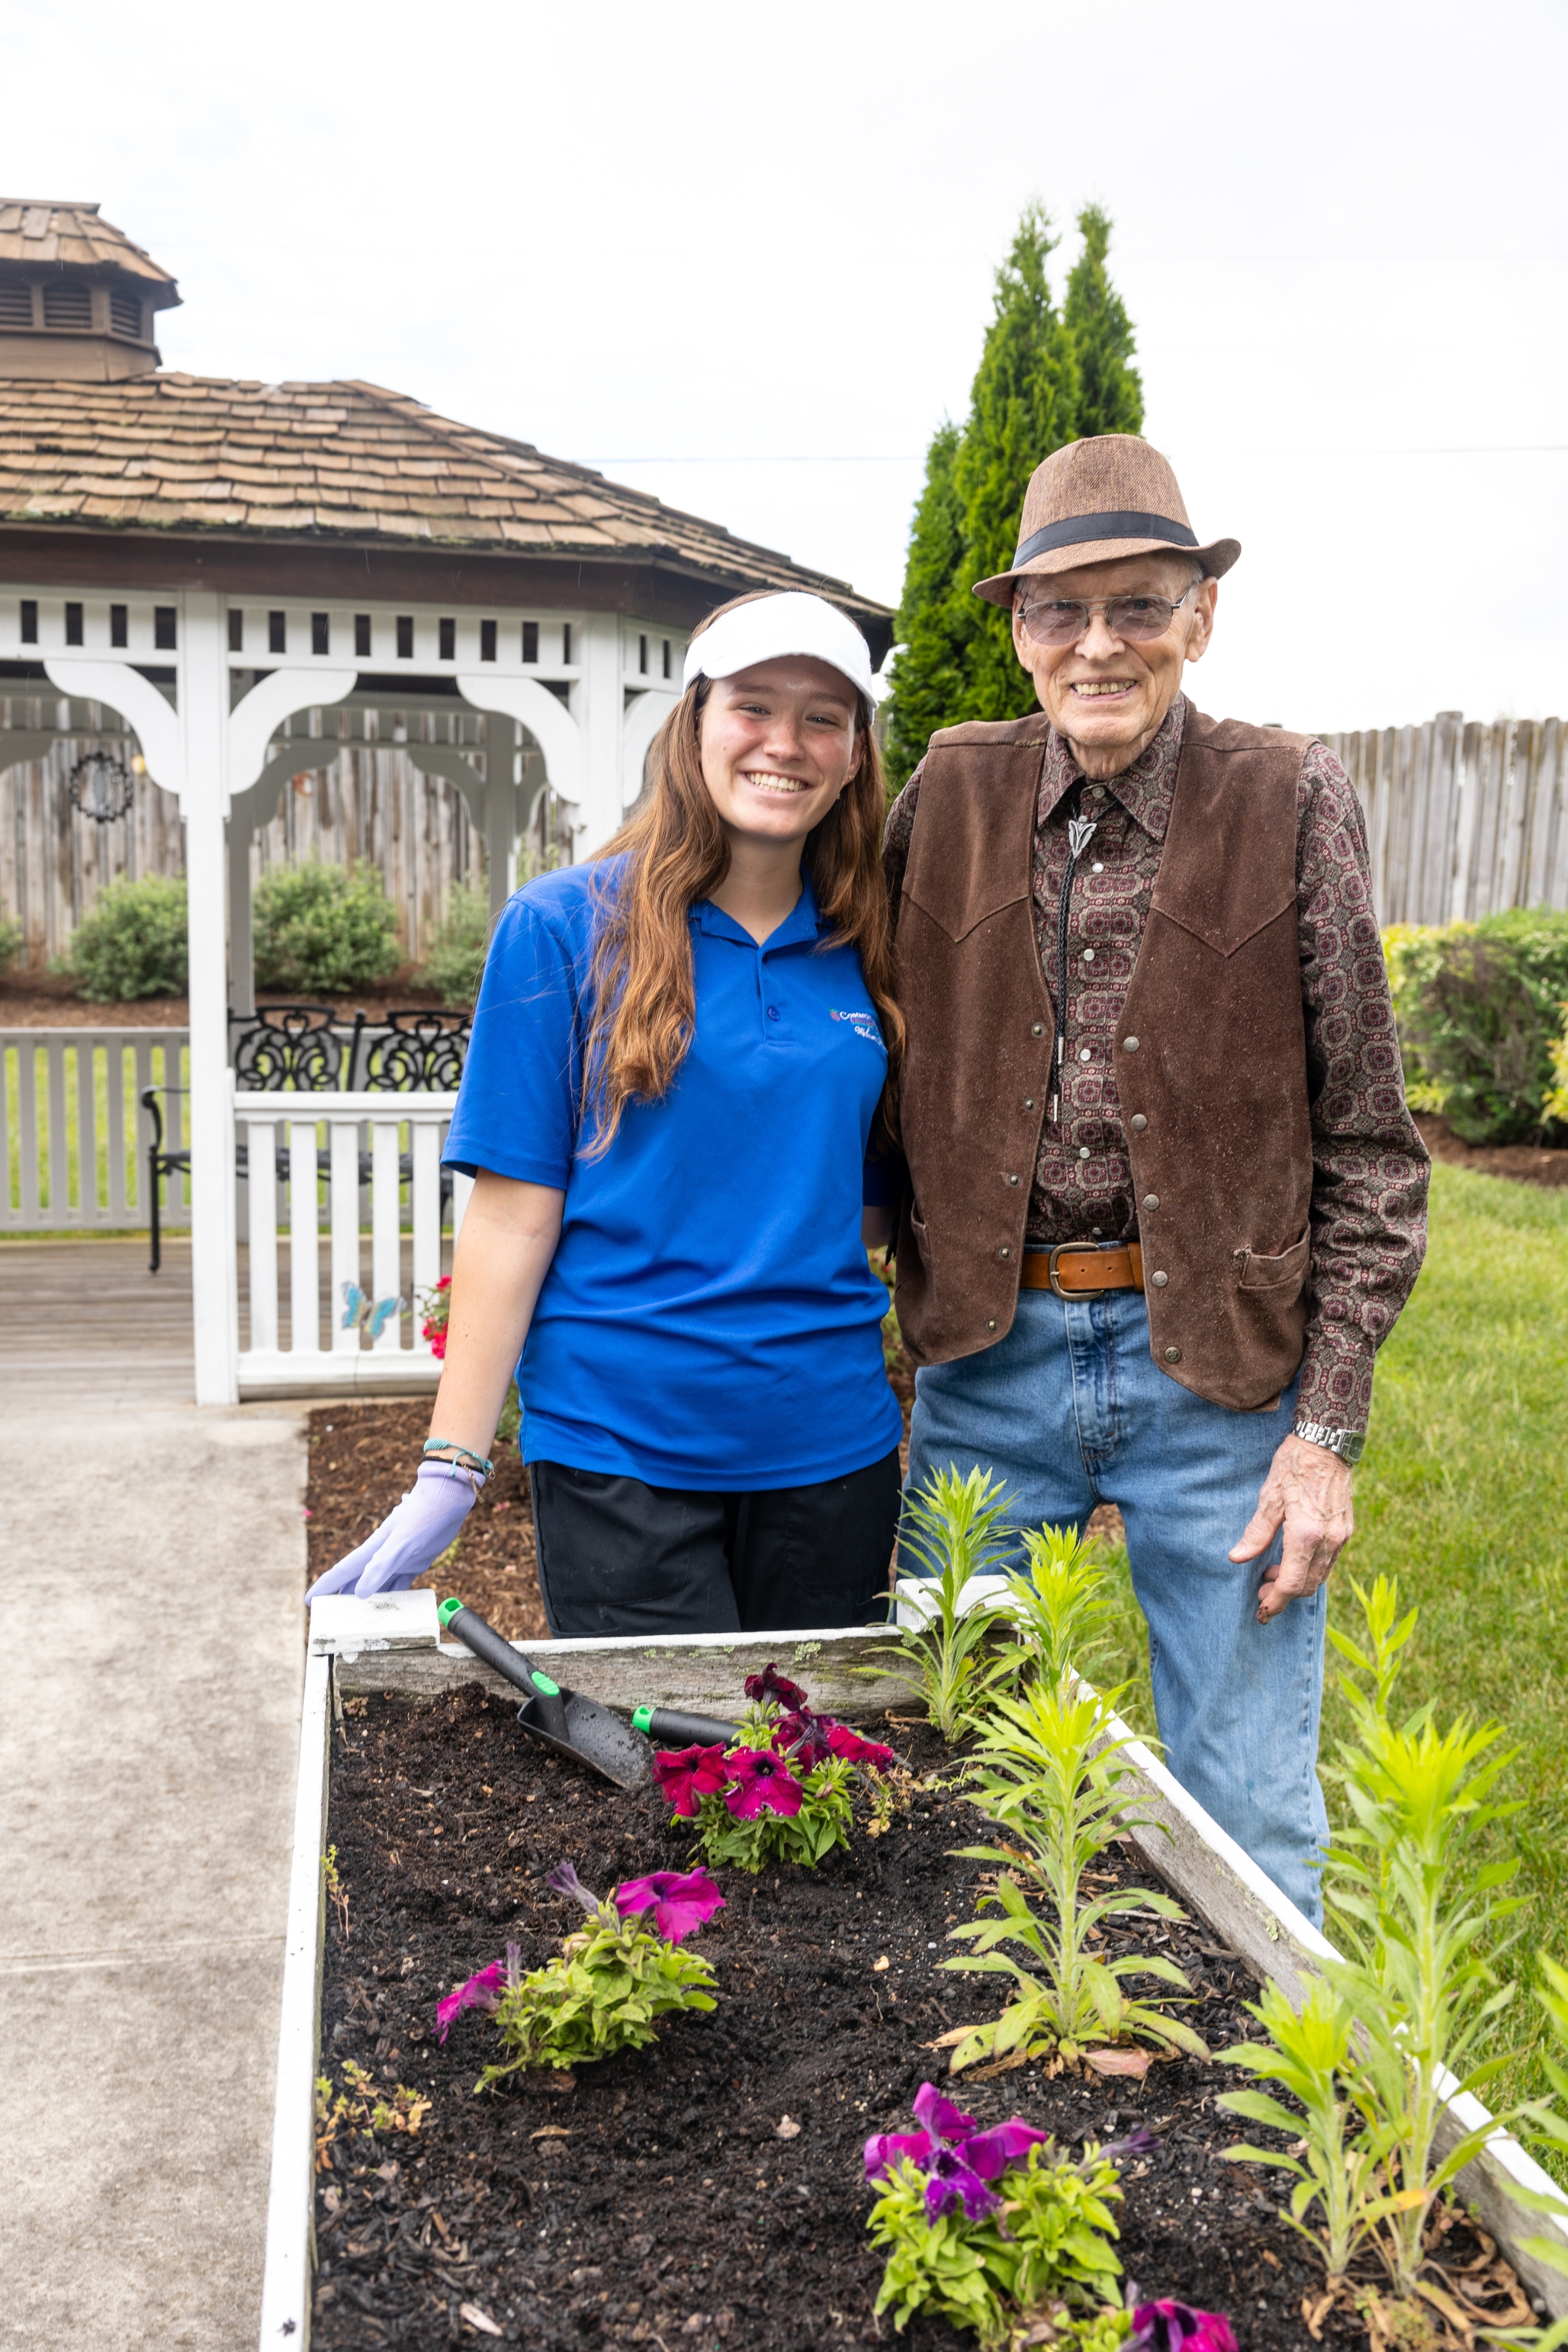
[651,1743,731,1819]
[826,1723,897,1773]
[744,1662,808,1710]
[725,1748,803,1821]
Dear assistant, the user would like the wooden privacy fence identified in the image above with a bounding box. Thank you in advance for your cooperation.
[1320,713,1568,927]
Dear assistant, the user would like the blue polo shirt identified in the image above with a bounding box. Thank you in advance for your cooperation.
[442,859,902,1490]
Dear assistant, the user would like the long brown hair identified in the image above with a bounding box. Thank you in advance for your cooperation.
[580,593,902,1155]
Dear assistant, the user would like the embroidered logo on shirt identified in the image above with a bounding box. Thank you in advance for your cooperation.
[831,1008,884,1047]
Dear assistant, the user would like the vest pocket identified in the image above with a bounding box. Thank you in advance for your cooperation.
[1235,1227,1310,1290]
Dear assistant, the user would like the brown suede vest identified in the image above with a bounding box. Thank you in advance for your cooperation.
[893,705,1316,1413]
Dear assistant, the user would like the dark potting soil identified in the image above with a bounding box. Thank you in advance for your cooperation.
[313,1687,1394,2352]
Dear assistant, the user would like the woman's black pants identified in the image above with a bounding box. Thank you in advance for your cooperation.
[528,1448,902,1637]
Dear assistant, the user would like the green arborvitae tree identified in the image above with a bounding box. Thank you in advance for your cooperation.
[884,202,1145,792]
[1063,203,1144,440]
[884,419,967,790]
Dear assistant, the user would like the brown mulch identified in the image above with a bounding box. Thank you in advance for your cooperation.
[0,973,461,1027]
[1415,1113,1568,1190]
[304,1360,1125,1636]
[310,1691,1530,2352]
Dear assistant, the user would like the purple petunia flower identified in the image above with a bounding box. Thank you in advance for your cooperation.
[775,1708,833,1766]
[725,1748,804,1820]
[1102,2125,1161,2164]
[435,1960,506,2042]
[744,1663,809,1711]
[651,1743,731,1819]
[923,2144,1001,2222]
[545,1859,602,1914]
[866,2082,1052,2219]
[612,1867,725,1945]
[1129,2302,1238,2352]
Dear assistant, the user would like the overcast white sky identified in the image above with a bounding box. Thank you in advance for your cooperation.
[7,0,1566,731]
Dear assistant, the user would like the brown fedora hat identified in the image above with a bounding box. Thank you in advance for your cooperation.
[972,433,1240,608]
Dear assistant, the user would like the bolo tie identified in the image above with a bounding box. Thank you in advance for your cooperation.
[1049,780,1099,1124]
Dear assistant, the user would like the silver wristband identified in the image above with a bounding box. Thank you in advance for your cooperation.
[1292,1419,1364,1465]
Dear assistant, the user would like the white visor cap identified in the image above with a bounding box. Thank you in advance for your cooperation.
[682,592,879,712]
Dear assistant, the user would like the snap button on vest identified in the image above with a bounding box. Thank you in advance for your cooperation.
[1150,1270,1169,1287]
[1164,1345,1182,1363]
[1130,1113,1149,1131]
[1006,1173,1020,1186]
[1031,1022,1045,1037]
[998,1245,1011,1259]
[1142,1194,1160,1210]
[1124,1036,1140,1051]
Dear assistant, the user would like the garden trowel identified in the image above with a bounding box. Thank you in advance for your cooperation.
[437,1598,653,1789]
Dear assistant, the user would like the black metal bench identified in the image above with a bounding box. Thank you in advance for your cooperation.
[140,1005,471,1273]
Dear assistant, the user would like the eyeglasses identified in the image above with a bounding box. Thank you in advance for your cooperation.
[1017,586,1196,647]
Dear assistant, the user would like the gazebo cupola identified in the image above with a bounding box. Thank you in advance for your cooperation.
[0,201,180,382]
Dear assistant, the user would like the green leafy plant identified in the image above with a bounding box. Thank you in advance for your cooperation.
[865,2082,1135,2344]
[253,857,399,994]
[0,912,23,976]
[1545,1007,1568,1129]
[314,2058,431,2170]
[1389,908,1568,1142]
[1321,1578,1529,2300]
[654,1666,893,1875]
[862,1465,1016,1740]
[455,1863,720,2088]
[998,1523,1120,1690]
[63,873,188,999]
[420,879,490,1008]
[943,1682,1204,2072]
[1218,1975,1392,2278]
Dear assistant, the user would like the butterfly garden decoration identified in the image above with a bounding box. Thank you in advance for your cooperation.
[341,1281,406,1341]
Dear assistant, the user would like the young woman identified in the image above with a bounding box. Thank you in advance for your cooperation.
[307,590,904,1634]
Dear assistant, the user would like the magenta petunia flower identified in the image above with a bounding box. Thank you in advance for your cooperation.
[744,1663,809,1710]
[865,2128,936,2178]
[923,2144,1001,2222]
[826,1722,897,1772]
[545,1859,602,1914]
[651,1743,731,1819]
[1130,2303,1238,2352]
[912,2082,979,2140]
[775,1708,832,1765]
[435,1960,505,2042]
[724,1747,804,1820]
[613,1867,725,1945]
[957,2118,1052,2180]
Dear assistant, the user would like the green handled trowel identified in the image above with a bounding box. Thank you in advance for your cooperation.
[438,1597,654,1788]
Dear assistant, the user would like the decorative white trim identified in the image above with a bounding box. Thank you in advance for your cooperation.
[43,657,185,801]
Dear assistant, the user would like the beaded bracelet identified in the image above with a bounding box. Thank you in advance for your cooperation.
[422,1439,493,1480]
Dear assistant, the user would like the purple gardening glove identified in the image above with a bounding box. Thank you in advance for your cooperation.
[305,1460,480,1603]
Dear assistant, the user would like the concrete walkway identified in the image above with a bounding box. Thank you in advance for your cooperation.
[0,1267,308,2350]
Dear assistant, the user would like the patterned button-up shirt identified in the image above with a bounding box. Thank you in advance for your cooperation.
[883,696,1429,1436]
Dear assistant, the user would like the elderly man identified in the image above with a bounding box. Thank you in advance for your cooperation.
[883,434,1428,1923]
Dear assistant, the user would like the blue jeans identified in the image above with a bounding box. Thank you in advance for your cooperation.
[905,1274,1329,1923]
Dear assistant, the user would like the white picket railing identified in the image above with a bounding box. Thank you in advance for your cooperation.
[233,1091,470,1396]
[1,1027,188,1232]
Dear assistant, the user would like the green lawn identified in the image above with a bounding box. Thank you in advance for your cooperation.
[1103,1162,1568,2111]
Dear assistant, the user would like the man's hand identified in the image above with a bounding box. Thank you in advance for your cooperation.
[1229,1433,1355,1624]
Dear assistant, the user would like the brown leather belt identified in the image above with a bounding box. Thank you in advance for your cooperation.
[1020,1242,1144,1297]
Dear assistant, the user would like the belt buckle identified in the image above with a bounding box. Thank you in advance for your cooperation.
[1047,1243,1107,1301]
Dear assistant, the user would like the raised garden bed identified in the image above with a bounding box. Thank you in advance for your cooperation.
[257,1605,1568,2352]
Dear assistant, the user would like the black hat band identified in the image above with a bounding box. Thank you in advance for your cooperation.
[1013,510,1199,567]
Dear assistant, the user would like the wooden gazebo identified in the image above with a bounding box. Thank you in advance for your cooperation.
[0,201,892,1403]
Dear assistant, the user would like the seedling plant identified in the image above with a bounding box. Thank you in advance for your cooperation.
[435,1861,724,2089]
[863,1467,1017,1740]
[944,1528,1205,2073]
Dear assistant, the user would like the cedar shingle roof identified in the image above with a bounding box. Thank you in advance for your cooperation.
[0,371,887,619]
[0,201,179,300]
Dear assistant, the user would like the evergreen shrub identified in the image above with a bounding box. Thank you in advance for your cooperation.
[1386,908,1568,1143]
[420,881,490,1008]
[253,859,399,994]
[65,874,188,999]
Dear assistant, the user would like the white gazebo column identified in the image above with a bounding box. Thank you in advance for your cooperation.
[576,611,625,856]
[484,714,519,925]
[181,593,242,1403]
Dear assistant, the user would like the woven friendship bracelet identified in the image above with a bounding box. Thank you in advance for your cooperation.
[422,1439,494,1480]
